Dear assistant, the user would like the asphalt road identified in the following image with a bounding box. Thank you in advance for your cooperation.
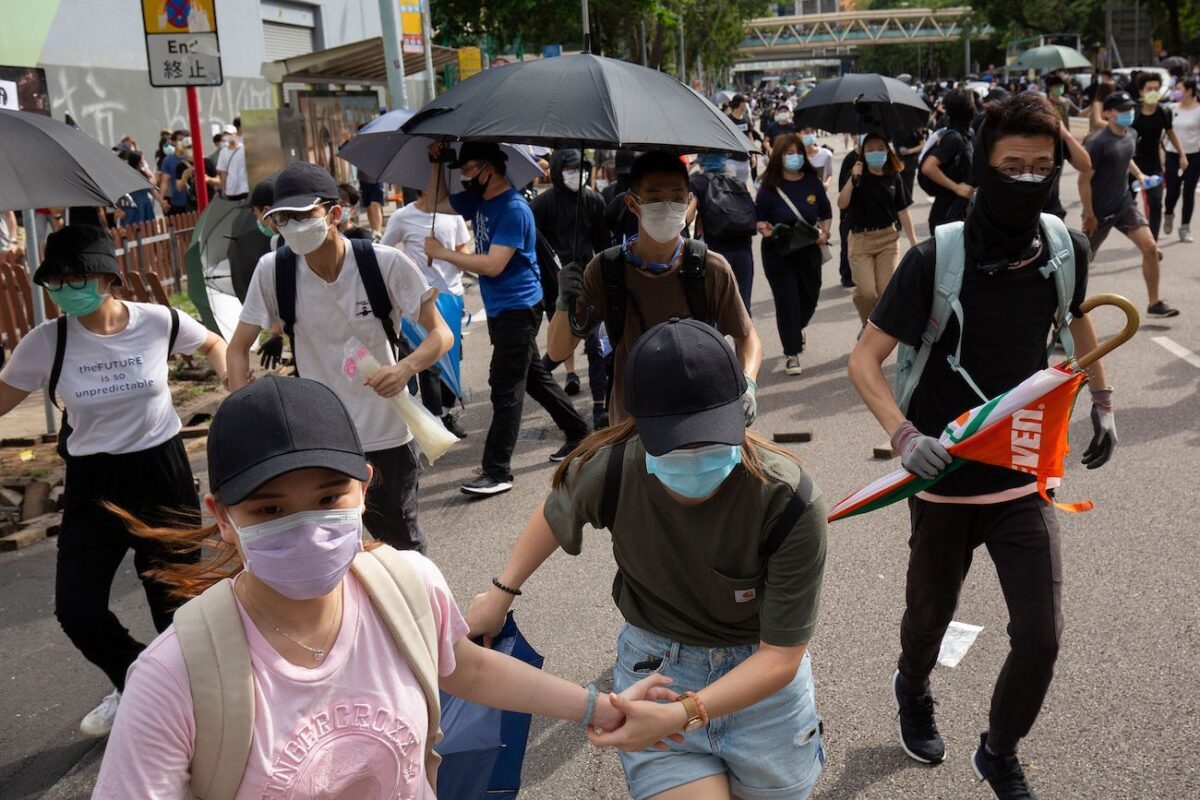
[2,147,1197,800]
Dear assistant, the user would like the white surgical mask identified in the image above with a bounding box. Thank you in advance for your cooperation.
[562,169,581,192]
[595,178,610,192]
[276,213,330,255]
[636,198,689,243]
[1013,172,1049,184]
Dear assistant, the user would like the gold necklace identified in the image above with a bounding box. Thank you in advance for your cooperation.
[240,581,342,663]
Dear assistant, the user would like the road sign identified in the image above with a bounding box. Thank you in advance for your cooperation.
[400,2,424,55]
[141,0,223,87]
[459,46,482,80]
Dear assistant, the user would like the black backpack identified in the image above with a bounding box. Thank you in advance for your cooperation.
[49,307,180,458]
[275,238,412,377]
[534,230,564,317]
[598,439,813,556]
[597,238,710,348]
[917,128,971,197]
[701,173,757,239]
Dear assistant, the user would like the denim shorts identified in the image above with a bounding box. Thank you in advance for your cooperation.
[611,624,825,800]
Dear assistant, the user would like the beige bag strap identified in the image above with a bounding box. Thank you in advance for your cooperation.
[775,185,805,223]
[174,580,255,800]
[350,547,444,784]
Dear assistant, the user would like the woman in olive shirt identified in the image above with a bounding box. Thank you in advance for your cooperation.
[468,319,828,800]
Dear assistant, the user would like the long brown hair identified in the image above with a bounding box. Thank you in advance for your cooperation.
[860,132,905,175]
[760,132,819,192]
[551,418,802,489]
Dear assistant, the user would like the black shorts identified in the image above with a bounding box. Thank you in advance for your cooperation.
[360,181,385,205]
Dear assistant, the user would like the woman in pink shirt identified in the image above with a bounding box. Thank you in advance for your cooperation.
[93,376,673,799]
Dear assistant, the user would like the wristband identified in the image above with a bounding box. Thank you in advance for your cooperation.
[491,577,522,597]
[744,375,757,396]
[580,683,598,729]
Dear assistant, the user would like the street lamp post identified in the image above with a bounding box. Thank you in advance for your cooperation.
[378,0,410,109]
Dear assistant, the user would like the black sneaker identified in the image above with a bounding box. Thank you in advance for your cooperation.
[972,733,1038,799]
[549,440,583,462]
[841,276,855,288]
[893,670,945,764]
[565,372,581,396]
[593,408,609,430]
[1147,300,1180,318]
[460,473,513,496]
[441,413,467,439]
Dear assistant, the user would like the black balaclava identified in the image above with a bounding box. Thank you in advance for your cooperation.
[964,119,1062,266]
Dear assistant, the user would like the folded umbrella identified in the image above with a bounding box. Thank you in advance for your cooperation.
[401,290,465,401]
[0,109,153,210]
[792,73,931,136]
[829,295,1139,522]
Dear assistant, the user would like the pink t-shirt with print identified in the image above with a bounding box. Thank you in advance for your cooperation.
[93,551,469,800]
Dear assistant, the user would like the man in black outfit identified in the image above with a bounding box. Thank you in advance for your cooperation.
[1130,72,1186,240]
[920,88,976,231]
[848,93,1118,800]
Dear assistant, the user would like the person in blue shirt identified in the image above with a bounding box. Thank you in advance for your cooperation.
[425,141,590,496]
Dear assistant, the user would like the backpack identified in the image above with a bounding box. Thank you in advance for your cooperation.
[48,307,180,459]
[916,128,971,196]
[173,547,443,800]
[597,439,813,556]
[534,229,564,316]
[597,239,710,348]
[701,173,757,239]
[893,213,1076,414]
[275,238,406,375]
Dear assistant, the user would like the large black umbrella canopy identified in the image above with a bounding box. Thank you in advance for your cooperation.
[401,54,751,155]
[793,74,931,136]
[227,207,270,303]
[0,110,153,211]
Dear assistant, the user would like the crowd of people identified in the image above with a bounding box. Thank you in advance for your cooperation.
[0,57,1193,800]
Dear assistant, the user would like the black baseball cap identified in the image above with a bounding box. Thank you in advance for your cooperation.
[263,162,339,218]
[34,225,123,286]
[208,376,369,505]
[624,318,747,456]
[242,176,275,209]
[1103,91,1136,111]
[450,141,507,169]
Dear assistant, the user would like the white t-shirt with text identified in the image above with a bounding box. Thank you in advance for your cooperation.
[239,238,435,452]
[0,302,208,456]
[381,204,470,297]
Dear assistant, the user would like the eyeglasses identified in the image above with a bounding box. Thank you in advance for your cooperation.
[994,161,1056,180]
[271,204,332,224]
[44,275,92,290]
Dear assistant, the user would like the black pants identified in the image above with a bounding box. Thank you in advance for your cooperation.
[838,214,853,285]
[1141,182,1164,240]
[761,240,822,356]
[1164,150,1200,226]
[582,327,609,404]
[56,436,199,690]
[483,304,589,482]
[363,441,424,552]
[711,243,754,316]
[929,192,969,232]
[417,369,458,418]
[897,495,1063,756]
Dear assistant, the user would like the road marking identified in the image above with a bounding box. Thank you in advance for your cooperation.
[1151,336,1200,369]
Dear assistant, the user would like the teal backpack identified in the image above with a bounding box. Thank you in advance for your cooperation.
[894,212,1076,414]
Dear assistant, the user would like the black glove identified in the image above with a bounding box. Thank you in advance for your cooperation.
[555,260,586,312]
[1081,388,1116,470]
[259,335,284,370]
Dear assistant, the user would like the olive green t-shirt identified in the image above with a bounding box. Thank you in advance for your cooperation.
[543,437,827,647]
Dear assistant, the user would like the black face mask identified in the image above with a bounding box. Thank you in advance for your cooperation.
[461,166,491,196]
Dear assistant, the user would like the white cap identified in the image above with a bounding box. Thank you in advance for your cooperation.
[222,124,238,135]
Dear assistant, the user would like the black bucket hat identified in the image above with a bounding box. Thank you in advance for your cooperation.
[208,375,369,505]
[33,225,123,286]
[624,318,747,456]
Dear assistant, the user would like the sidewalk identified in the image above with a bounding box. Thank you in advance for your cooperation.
[0,391,54,441]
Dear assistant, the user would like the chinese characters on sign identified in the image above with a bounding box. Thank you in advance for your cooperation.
[399,1,424,56]
[458,47,482,80]
[141,0,223,87]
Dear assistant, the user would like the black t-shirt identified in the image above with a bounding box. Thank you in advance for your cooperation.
[846,170,912,231]
[726,111,761,144]
[870,228,1090,496]
[927,128,971,185]
[766,121,796,146]
[690,173,753,251]
[893,129,924,168]
[604,191,639,244]
[1130,106,1171,174]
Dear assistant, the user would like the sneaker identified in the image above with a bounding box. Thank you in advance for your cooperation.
[371,231,382,244]
[565,372,581,396]
[893,670,945,764]
[972,733,1039,799]
[1181,225,1194,243]
[785,355,803,375]
[593,408,609,430]
[460,473,512,496]
[1147,300,1180,318]
[1164,213,1175,235]
[549,439,583,463]
[80,689,121,737]
[840,276,855,288]
[441,413,467,439]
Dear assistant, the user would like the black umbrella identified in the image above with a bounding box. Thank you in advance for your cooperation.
[226,207,270,303]
[401,54,751,154]
[0,110,153,211]
[793,74,932,135]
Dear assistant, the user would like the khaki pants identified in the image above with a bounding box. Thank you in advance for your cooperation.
[848,227,900,325]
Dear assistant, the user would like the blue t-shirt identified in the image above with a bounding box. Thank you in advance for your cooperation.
[450,188,542,314]
[160,154,189,207]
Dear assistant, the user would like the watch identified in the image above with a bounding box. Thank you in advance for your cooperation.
[678,692,708,733]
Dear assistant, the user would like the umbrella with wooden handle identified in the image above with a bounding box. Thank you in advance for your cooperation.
[1074,294,1139,371]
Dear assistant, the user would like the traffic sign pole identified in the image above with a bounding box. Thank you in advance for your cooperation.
[187,86,209,211]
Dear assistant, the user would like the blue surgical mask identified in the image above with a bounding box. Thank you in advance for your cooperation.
[864,151,889,169]
[163,144,175,156]
[783,153,804,172]
[1115,110,1136,128]
[645,444,742,499]
[801,134,818,147]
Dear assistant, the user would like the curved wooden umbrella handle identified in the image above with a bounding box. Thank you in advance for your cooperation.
[1075,293,1140,370]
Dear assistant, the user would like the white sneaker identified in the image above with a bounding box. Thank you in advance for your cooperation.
[784,355,803,375]
[79,689,121,737]
[1181,225,1194,243]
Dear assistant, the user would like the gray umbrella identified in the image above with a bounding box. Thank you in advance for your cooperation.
[1012,45,1092,72]
[401,54,751,154]
[0,110,153,211]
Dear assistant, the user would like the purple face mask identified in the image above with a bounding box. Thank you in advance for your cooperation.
[232,508,363,600]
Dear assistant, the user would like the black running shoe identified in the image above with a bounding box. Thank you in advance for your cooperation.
[1147,300,1180,318]
[565,372,581,395]
[442,413,468,439]
[549,440,583,462]
[893,670,945,764]
[460,473,513,496]
[972,733,1039,799]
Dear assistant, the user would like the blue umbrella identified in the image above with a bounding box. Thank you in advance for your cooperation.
[402,290,464,400]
